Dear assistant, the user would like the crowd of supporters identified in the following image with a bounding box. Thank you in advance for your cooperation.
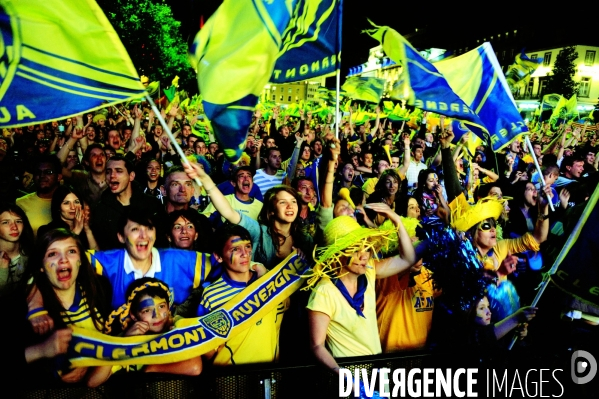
[0,100,597,388]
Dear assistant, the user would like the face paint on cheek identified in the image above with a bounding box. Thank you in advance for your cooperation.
[45,262,57,271]
[138,298,156,318]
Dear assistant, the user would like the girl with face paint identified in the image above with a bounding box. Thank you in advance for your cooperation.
[87,278,202,387]
[14,229,110,385]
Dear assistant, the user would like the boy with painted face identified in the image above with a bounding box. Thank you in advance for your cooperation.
[197,224,279,366]
[87,278,202,387]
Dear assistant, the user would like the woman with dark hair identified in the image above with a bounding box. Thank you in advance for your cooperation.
[15,229,110,384]
[0,203,34,296]
[412,168,450,223]
[166,209,214,253]
[298,141,313,166]
[366,169,401,226]
[37,185,99,250]
[183,161,313,269]
[504,180,542,238]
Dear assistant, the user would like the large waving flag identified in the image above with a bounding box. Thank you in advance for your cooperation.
[434,44,528,151]
[365,24,488,135]
[367,24,527,151]
[505,51,542,93]
[0,0,145,128]
[341,76,385,103]
[272,0,342,83]
[189,0,294,161]
[190,0,343,162]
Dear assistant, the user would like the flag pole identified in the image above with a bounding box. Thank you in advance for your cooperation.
[335,69,340,140]
[524,136,555,212]
[508,181,599,349]
[144,93,202,187]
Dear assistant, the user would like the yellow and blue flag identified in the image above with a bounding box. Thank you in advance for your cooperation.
[505,51,542,93]
[272,0,342,83]
[189,0,296,162]
[0,0,145,128]
[565,94,578,116]
[365,24,488,135]
[367,24,527,152]
[190,0,343,161]
[434,43,528,151]
[341,76,386,103]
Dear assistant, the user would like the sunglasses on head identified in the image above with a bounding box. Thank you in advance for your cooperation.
[478,220,496,231]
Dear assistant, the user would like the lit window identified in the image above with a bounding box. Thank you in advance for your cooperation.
[579,77,591,97]
[585,51,596,66]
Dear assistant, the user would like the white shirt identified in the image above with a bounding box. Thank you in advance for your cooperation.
[123,247,162,280]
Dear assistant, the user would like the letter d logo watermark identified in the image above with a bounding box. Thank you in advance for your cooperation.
[571,350,597,384]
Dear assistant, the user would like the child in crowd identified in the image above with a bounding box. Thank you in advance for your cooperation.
[87,277,202,387]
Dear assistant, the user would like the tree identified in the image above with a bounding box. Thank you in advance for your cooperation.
[97,0,196,93]
[544,46,579,99]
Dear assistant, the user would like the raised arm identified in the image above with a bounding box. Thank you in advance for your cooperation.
[183,161,241,225]
[369,106,381,139]
[127,104,143,153]
[493,306,537,340]
[399,134,411,176]
[533,186,551,244]
[364,203,416,278]
[321,139,340,208]
[285,132,304,178]
[57,125,85,178]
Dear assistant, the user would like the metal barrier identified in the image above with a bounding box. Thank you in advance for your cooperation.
[19,351,430,399]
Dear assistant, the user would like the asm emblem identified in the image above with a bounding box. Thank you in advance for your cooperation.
[200,309,233,339]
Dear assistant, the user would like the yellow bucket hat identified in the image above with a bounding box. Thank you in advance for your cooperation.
[450,195,505,232]
[305,216,395,288]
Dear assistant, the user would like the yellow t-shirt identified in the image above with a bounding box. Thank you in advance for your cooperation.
[306,263,381,358]
[199,274,281,366]
[376,268,434,352]
[362,178,379,195]
[15,192,52,238]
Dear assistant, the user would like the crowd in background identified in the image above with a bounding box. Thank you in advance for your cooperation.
[1,98,597,388]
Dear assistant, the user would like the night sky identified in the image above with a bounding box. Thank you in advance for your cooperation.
[167,1,567,85]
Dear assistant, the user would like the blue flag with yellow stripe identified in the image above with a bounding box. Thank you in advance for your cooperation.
[271,0,342,83]
[190,0,343,162]
[189,0,296,162]
[365,24,488,136]
[0,0,145,128]
[435,43,528,151]
[366,24,526,152]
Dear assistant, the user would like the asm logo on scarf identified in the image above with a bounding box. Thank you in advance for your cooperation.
[200,310,233,339]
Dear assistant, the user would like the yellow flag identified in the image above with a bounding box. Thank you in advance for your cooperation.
[0,0,145,128]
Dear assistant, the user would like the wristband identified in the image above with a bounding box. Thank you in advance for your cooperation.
[27,307,49,320]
